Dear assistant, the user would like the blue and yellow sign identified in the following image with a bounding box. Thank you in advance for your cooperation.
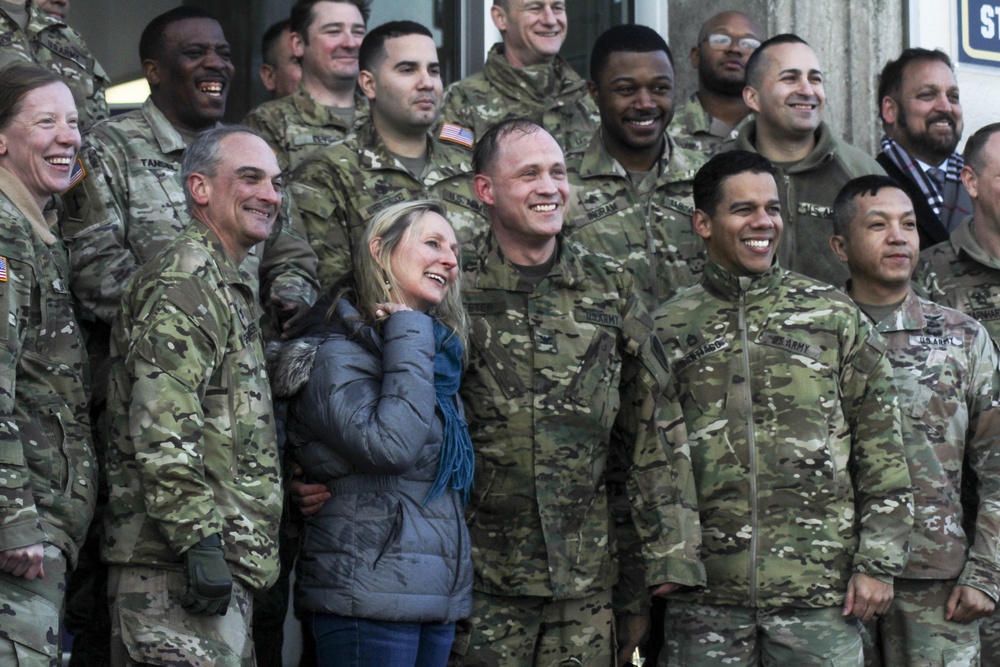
[960,0,1000,66]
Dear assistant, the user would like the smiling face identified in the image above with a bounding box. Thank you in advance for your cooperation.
[188,132,283,261]
[745,41,825,140]
[380,211,459,312]
[883,59,962,166]
[692,11,761,96]
[832,186,918,294]
[474,127,568,258]
[695,170,783,276]
[493,0,567,68]
[293,1,366,90]
[361,33,442,135]
[591,49,674,166]
[0,81,80,209]
[145,18,234,133]
[37,0,69,20]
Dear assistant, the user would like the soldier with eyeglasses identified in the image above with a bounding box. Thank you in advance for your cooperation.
[669,10,763,157]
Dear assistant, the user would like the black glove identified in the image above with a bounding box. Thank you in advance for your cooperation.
[181,534,232,616]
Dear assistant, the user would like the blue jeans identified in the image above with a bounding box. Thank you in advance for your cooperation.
[311,613,456,667]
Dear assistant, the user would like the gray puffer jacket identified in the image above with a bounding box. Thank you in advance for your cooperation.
[271,299,473,622]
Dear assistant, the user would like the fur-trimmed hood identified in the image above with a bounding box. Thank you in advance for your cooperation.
[266,338,320,399]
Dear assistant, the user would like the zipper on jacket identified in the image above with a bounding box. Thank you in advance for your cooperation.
[738,287,759,608]
[643,188,660,305]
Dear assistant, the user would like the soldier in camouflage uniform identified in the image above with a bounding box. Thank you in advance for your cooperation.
[0,1,107,131]
[257,19,301,100]
[0,65,95,667]
[733,34,885,289]
[652,152,913,666]
[104,127,283,667]
[915,123,1000,657]
[245,1,370,173]
[457,118,704,667]
[566,25,706,309]
[437,0,598,154]
[290,20,487,290]
[830,176,1000,666]
[668,11,762,157]
[59,9,318,666]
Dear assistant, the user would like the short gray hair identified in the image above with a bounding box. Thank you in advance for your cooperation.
[181,124,263,212]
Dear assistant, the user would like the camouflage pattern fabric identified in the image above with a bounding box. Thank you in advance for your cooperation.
[0,2,108,131]
[459,231,705,606]
[916,216,1000,344]
[863,578,981,667]
[108,565,255,667]
[464,589,614,667]
[731,120,886,288]
[0,169,95,566]
[668,92,748,158]
[290,121,488,289]
[244,85,368,173]
[61,98,320,328]
[565,129,706,307]
[660,599,865,666]
[438,43,598,154]
[868,289,1000,596]
[914,216,1000,656]
[0,544,67,667]
[103,219,281,592]
[651,259,913,609]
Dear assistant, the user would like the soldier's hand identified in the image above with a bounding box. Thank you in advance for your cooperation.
[274,294,311,340]
[0,543,45,580]
[615,613,649,667]
[650,582,682,597]
[181,535,232,616]
[373,302,412,319]
[843,573,893,622]
[946,584,996,623]
[290,466,331,517]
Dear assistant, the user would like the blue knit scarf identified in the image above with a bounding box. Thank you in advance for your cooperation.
[424,320,475,505]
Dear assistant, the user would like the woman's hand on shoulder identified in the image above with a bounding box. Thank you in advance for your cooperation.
[373,302,412,319]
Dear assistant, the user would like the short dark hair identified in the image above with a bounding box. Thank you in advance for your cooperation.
[831,175,909,238]
[877,48,952,124]
[0,63,63,131]
[473,118,543,176]
[744,33,808,89]
[693,150,777,216]
[964,122,1000,173]
[261,19,291,67]
[358,20,433,73]
[290,0,370,44]
[589,24,672,83]
[139,6,218,63]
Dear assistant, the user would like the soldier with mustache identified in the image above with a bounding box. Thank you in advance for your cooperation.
[875,48,971,249]
[289,20,487,291]
[670,10,764,158]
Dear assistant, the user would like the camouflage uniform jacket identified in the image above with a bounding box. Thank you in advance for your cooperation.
[438,43,599,154]
[916,216,1000,343]
[566,129,706,307]
[652,259,913,609]
[290,121,487,289]
[61,98,320,327]
[103,219,281,591]
[0,168,95,566]
[244,85,368,173]
[869,288,1000,600]
[733,120,885,289]
[459,231,705,601]
[668,92,749,158]
[0,1,109,131]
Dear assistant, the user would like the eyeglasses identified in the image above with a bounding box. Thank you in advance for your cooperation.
[705,33,762,51]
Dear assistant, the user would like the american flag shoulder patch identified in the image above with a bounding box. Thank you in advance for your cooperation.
[438,123,475,148]
[62,158,86,194]
[0,256,7,282]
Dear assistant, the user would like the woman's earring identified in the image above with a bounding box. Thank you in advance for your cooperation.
[384,277,392,291]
